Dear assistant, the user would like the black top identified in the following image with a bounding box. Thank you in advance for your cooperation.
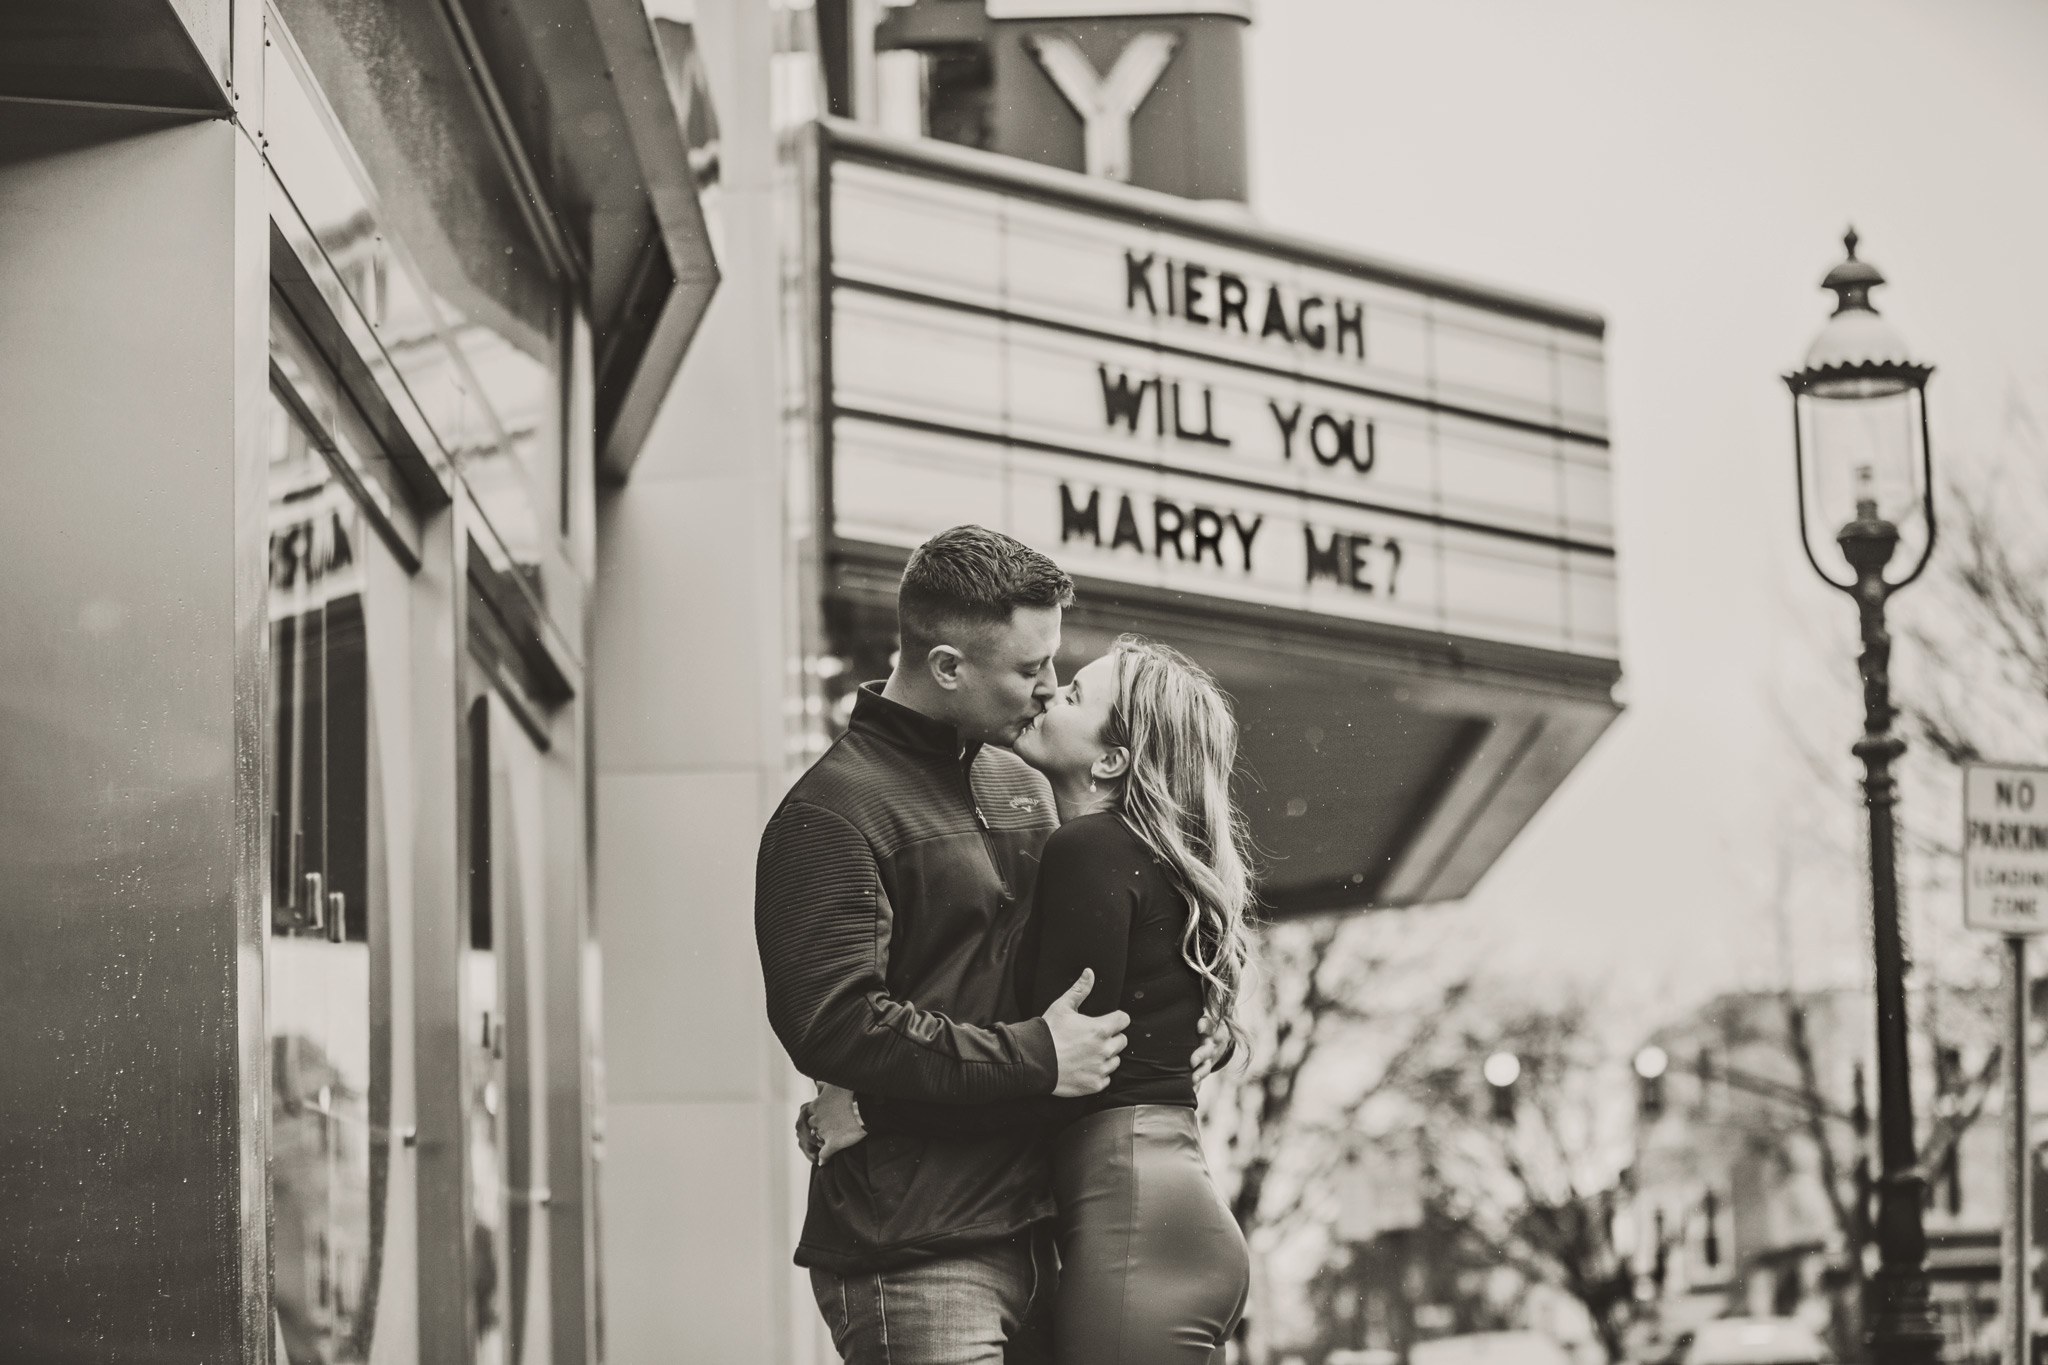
[1027,811,1202,1118]
[756,683,1061,1273]
[864,810,1203,1140]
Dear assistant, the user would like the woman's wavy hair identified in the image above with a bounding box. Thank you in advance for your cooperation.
[1099,635,1257,1069]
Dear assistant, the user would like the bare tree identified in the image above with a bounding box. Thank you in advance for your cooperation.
[1202,909,1478,1359]
[1212,915,1472,1233]
[1906,465,2048,771]
[1710,842,2006,1365]
[1404,998,1639,1364]
[1776,989,1871,1362]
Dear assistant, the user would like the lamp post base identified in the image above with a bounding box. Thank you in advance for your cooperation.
[1866,1255,1944,1365]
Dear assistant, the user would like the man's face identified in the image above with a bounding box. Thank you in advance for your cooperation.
[948,605,1062,747]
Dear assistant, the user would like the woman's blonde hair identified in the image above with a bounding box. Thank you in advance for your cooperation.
[1099,635,1256,1069]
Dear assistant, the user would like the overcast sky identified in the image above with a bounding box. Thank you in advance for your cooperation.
[1241,0,2048,1022]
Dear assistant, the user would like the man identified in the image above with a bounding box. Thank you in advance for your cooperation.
[755,525,1130,1365]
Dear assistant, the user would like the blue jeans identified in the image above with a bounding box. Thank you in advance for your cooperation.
[808,1226,1056,1365]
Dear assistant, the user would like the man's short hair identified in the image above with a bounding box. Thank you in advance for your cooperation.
[898,525,1074,657]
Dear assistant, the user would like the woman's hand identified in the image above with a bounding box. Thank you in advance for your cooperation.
[795,1100,823,1163]
[801,1083,869,1165]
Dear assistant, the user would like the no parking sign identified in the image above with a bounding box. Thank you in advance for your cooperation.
[1961,762,2048,1362]
[1963,762,2048,935]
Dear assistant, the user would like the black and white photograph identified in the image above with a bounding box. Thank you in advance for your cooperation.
[6,2,2048,1363]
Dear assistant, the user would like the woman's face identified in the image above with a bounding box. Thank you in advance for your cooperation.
[1015,653,1119,781]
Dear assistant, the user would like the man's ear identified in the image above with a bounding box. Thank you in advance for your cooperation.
[927,645,966,691]
[1091,746,1131,782]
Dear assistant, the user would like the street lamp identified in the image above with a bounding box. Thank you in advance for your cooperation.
[1484,1051,1521,1123]
[1634,1045,1669,1121]
[1784,228,1941,1365]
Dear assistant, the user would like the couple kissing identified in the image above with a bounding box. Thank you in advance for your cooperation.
[755,524,1254,1365]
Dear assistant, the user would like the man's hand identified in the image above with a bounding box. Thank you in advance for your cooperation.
[1043,969,1129,1097]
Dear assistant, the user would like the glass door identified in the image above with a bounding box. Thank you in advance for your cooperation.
[465,694,508,1365]
[464,688,553,1365]
[265,381,408,1365]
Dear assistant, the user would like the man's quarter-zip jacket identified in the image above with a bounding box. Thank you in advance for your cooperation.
[755,683,1061,1272]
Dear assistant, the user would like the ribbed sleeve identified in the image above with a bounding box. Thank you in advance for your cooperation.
[864,815,1138,1139]
[866,812,1200,1137]
[755,799,1058,1102]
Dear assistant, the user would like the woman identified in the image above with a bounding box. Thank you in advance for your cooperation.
[813,635,1256,1364]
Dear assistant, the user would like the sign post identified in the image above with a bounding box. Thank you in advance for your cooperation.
[1964,762,2048,1365]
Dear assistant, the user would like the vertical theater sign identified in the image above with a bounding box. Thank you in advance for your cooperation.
[801,3,1620,917]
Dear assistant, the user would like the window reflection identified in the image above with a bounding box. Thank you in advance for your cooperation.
[266,386,386,1365]
[268,298,422,568]
[265,13,564,627]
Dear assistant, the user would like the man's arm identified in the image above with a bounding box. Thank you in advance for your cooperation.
[805,958,1121,1162]
[755,800,1058,1103]
[862,820,1137,1138]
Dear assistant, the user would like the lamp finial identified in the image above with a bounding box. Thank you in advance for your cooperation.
[1822,229,1884,315]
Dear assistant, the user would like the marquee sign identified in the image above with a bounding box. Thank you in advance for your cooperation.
[821,129,1618,660]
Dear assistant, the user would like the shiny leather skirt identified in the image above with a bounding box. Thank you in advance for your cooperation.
[1051,1104,1251,1365]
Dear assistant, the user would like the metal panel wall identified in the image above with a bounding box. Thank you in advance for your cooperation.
[0,108,271,1362]
[593,0,807,1360]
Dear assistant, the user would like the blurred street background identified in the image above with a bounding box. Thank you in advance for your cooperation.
[1213,5,2048,1363]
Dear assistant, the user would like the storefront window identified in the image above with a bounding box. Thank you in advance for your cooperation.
[265,3,570,644]
[265,382,388,1364]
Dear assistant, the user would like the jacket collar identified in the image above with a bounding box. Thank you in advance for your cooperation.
[849,682,982,765]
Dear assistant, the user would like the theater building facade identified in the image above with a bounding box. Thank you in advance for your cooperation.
[1,0,716,1358]
[0,0,1618,1360]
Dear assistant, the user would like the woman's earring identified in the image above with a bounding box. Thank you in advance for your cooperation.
[1088,776,1098,792]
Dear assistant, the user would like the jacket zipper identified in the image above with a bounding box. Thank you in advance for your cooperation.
[963,763,1010,896]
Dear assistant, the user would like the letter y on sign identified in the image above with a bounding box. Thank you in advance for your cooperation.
[1026,32,1179,183]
